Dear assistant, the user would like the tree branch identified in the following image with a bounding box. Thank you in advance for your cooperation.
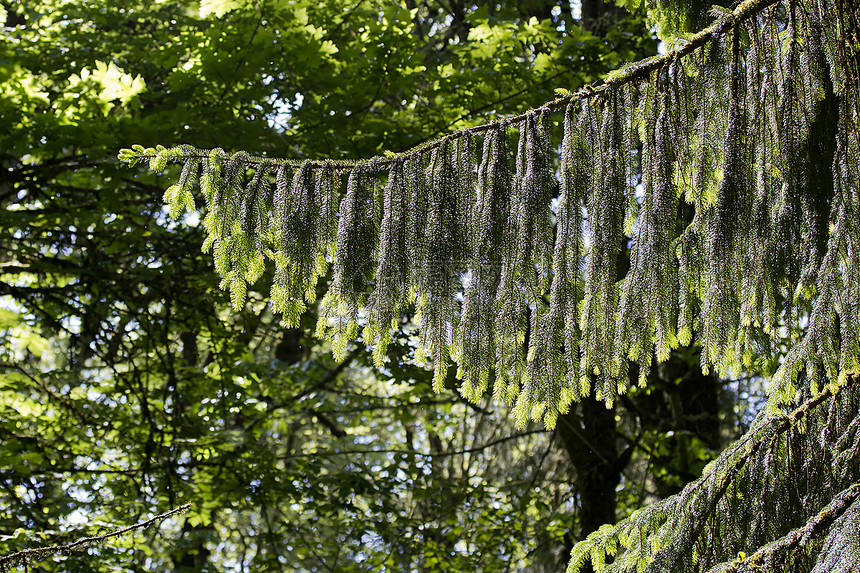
[120,0,782,172]
[0,504,191,570]
[280,429,548,460]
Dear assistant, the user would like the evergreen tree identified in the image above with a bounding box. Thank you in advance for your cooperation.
[119,0,860,570]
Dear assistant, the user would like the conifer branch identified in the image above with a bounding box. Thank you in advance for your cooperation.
[715,482,860,572]
[118,0,860,422]
[685,383,840,551]
[118,0,782,173]
[566,374,860,573]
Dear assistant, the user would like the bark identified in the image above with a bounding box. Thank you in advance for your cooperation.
[556,395,624,565]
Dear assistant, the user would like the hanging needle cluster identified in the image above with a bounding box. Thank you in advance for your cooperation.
[119,0,860,429]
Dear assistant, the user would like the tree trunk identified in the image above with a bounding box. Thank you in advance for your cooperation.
[556,395,623,568]
[171,519,214,572]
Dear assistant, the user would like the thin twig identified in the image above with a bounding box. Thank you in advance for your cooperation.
[0,504,191,570]
[280,429,548,460]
